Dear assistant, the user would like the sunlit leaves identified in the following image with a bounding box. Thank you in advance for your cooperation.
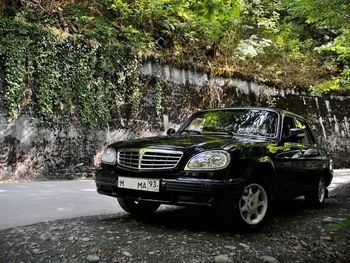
[285,0,350,92]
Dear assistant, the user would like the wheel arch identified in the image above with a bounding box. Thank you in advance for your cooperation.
[322,168,333,187]
[245,159,277,201]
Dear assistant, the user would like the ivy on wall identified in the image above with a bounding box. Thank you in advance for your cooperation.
[0,18,163,127]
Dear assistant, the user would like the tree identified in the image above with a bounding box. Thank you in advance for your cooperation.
[284,0,350,92]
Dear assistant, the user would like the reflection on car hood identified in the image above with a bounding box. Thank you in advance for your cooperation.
[111,134,272,151]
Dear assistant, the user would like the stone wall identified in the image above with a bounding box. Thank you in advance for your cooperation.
[141,61,350,168]
[0,60,349,181]
[0,113,162,181]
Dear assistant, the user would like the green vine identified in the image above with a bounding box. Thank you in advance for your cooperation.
[0,18,148,127]
[153,82,162,118]
[0,22,28,120]
[130,85,141,118]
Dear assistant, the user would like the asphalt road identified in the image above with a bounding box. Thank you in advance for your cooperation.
[0,169,349,230]
[0,180,120,230]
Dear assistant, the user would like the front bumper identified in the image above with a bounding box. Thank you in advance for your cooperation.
[95,170,244,207]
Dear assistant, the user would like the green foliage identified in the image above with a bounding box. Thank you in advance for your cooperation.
[129,81,142,118]
[0,18,142,126]
[283,0,350,92]
[314,29,350,92]
[2,0,350,117]
[285,0,350,30]
[107,0,240,56]
[0,20,31,120]
[329,214,350,232]
[153,83,163,118]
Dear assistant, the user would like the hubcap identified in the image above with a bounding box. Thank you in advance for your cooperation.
[318,177,326,203]
[239,183,268,225]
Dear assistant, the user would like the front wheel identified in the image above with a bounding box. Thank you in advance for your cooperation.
[117,198,160,216]
[305,176,326,208]
[232,182,271,231]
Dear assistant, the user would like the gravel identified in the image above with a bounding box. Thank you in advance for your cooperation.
[214,254,233,263]
[86,255,100,262]
[1,183,349,263]
[261,255,280,263]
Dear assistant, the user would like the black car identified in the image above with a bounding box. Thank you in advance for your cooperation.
[95,107,333,230]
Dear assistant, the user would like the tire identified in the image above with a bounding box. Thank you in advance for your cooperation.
[117,198,160,216]
[305,176,326,209]
[232,181,271,232]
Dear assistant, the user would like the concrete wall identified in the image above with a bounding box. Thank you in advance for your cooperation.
[141,61,350,168]
[0,60,349,180]
[0,113,163,180]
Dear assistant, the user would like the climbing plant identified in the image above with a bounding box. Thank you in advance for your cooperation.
[153,82,163,118]
[0,18,145,126]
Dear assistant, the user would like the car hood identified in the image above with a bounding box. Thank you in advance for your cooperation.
[111,134,272,152]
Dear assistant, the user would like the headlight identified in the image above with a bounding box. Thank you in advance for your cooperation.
[101,147,117,165]
[185,150,230,171]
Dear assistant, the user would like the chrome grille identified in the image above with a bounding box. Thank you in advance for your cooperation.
[117,150,139,169]
[117,148,183,170]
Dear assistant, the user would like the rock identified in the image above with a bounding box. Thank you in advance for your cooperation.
[214,254,233,263]
[261,255,280,263]
[321,236,332,241]
[322,217,335,223]
[295,243,303,250]
[239,243,250,249]
[300,240,308,247]
[122,251,132,257]
[224,246,236,250]
[86,255,100,262]
[82,237,90,242]
[33,249,40,254]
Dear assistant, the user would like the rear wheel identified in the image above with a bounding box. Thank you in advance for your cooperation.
[232,181,271,231]
[117,198,160,216]
[305,176,326,208]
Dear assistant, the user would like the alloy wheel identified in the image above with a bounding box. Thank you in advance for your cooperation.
[239,183,268,225]
[318,177,326,203]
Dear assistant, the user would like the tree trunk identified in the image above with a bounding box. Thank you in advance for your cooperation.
[56,10,69,32]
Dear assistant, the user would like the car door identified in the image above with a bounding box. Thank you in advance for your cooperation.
[293,118,326,192]
[273,115,304,198]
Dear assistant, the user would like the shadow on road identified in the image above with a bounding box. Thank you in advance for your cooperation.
[99,182,350,235]
[99,187,347,234]
[2,183,349,263]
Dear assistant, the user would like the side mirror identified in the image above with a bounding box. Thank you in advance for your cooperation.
[287,128,305,140]
[167,128,176,136]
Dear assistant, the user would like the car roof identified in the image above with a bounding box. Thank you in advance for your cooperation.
[196,107,305,120]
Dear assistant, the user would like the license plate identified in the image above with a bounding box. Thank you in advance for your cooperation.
[117,176,160,192]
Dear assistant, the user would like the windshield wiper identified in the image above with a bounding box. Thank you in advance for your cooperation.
[221,130,234,136]
[181,129,202,135]
[202,130,234,136]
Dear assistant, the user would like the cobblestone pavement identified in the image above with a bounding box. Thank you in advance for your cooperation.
[1,181,349,263]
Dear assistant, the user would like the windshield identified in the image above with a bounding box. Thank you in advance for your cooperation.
[179,109,279,138]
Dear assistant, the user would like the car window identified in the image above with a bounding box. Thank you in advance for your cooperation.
[180,109,278,138]
[295,118,314,145]
[282,116,295,139]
